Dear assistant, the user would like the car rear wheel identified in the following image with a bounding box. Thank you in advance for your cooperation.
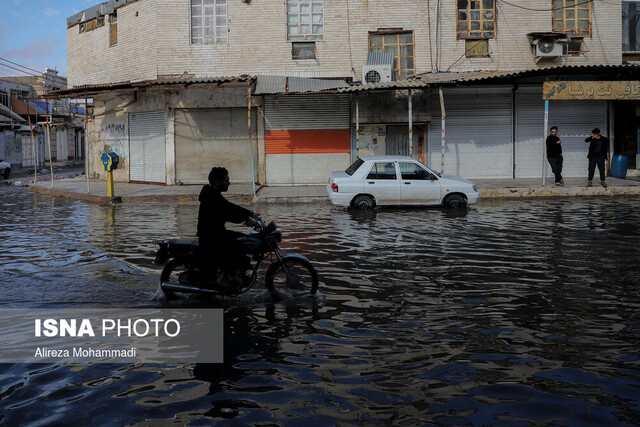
[2,168,9,179]
[444,194,466,209]
[351,195,375,210]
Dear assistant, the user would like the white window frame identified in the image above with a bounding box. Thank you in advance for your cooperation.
[287,0,324,41]
[191,0,228,45]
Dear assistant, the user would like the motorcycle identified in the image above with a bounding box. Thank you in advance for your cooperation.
[154,217,318,300]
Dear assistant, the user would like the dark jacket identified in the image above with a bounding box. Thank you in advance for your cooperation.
[546,135,562,158]
[197,184,253,248]
[585,135,609,159]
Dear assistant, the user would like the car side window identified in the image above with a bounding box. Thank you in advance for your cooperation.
[399,162,433,180]
[366,162,397,180]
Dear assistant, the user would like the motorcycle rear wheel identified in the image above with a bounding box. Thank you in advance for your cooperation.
[160,259,190,299]
[265,258,318,301]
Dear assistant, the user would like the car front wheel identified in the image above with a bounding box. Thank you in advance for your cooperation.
[351,195,375,210]
[444,194,466,209]
[2,168,9,179]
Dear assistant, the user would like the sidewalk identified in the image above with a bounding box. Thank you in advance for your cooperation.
[11,172,640,204]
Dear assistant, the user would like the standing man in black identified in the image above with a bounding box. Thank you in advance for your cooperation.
[546,126,564,186]
[197,167,257,287]
[585,128,609,188]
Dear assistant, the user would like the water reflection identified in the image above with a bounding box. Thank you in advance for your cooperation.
[0,186,639,424]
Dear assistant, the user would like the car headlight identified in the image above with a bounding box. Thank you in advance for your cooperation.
[473,185,477,192]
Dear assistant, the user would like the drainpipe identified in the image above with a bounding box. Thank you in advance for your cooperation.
[46,100,53,188]
[355,92,360,159]
[408,89,413,157]
[247,83,256,197]
[439,87,446,173]
[85,94,90,194]
[434,0,441,72]
[542,100,549,186]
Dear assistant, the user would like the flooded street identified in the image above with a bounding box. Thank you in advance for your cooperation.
[1,185,639,425]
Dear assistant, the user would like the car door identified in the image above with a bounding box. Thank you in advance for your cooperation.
[364,161,400,205]
[398,161,441,205]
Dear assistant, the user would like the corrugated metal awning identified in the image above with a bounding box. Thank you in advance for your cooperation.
[255,75,349,95]
[43,75,255,98]
[366,52,394,66]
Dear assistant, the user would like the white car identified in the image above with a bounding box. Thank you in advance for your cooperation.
[328,156,480,209]
[0,160,10,179]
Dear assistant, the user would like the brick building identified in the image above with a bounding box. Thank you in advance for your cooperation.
[54,0,640,185]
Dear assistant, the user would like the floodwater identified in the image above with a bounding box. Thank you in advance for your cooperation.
[0,185,639,425]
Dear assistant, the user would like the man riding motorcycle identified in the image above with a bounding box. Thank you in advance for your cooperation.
[197,167,258,288]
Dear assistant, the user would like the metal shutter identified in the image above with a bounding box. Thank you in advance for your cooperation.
[547,100,606,178]
[174,108,257,185]
[515,86,546,178]
[265,94,351,184]
[129,111,165,183]
[428,86,513,179]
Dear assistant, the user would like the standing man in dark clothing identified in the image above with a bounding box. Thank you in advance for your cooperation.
[197,167,257,287]
[546,126,564,186]
[585,128,609,188]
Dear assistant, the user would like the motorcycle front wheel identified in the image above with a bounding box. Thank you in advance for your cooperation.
[265,257,318,300]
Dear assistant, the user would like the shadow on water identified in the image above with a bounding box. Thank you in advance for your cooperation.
[0,186,639,424]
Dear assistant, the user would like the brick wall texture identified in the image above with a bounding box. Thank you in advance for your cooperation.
[67,0,625,88]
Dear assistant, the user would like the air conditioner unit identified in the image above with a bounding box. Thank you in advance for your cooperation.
[362,65,392,84]
[533,37,564,58]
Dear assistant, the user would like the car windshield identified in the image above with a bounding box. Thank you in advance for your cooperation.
[345,158,364,176]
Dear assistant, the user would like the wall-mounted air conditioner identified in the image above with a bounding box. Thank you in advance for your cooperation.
[362,65,392,84]
[527,32,569,63]
[534,37,564,57]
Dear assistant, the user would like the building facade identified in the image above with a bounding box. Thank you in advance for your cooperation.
[61,0,640,185]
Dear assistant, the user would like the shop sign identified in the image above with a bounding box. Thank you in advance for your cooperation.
[543,81,640,100]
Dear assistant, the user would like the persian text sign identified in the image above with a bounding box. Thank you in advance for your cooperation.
[0,308,223,364]
[543,81,640,100]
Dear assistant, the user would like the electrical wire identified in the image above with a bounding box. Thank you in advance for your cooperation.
[0,62,41,77]
[0,57,43,75]
[497,0,593,12]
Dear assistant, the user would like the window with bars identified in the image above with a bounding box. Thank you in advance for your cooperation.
[552,0,591,37]
[623,1,640,52]
[457,0,496,39]
[369,31,415,80]
[191,0,228,45]
[287,0,323,41]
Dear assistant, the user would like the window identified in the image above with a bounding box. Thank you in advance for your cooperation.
[287,0,323,41]
[399,163,433,180]
[366,162,397,180]
[552,0,591,37]
[369,31,415,80]
[345,158,364,175]
[623,1,640,52]
[109,12,117,46]
[465,39,489,57]
[0,91,8,108]
[292,42,316,59]
[457,0,496,39]
[191,0,228,45]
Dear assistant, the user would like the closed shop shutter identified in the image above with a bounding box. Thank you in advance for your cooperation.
[129,111,165,184]
[174,108,257,185]
[515,86,544,178]
[265,94,351,184]
[428,86,513,179]
[548,100,606,178]
[515,86,606,178]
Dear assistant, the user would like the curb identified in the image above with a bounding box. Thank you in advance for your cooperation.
[479,185,640,199]
[29,185,122,205]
